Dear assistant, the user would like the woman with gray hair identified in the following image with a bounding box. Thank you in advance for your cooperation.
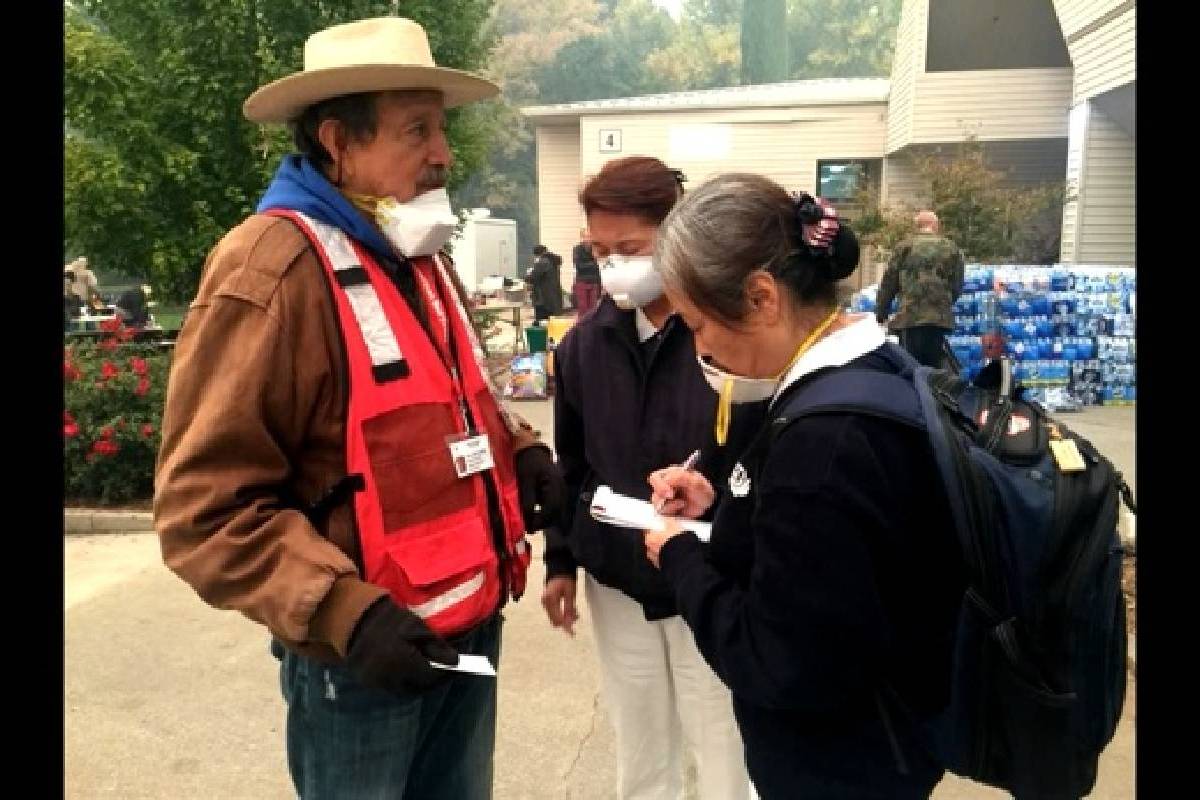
[642,173,966,798]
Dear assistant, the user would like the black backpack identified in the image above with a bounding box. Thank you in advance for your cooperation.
[764,343,1134,798]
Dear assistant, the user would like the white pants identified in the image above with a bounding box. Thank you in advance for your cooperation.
[585,575,753,800]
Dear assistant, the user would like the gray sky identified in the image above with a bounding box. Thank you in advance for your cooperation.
[652,0,683,21]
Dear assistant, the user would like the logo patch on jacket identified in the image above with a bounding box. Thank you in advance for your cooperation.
[729,463,751,497]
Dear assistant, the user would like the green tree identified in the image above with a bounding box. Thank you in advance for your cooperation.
[534,0,677,103]
[787,0,901,78]
[65,0,498,302]
[484,0,603,100]
[453,0,605,255]
[741,0,789,84]
[646,17,741,89]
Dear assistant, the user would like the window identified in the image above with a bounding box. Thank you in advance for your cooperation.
[816,159,881,204]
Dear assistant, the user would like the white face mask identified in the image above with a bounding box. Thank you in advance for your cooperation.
[697,356,779,404]
[599,254,663,309]
[374,187,459,258]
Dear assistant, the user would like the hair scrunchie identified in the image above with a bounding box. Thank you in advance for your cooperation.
[791,192,859,280]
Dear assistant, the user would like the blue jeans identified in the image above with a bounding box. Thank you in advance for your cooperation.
[274,614,503,800]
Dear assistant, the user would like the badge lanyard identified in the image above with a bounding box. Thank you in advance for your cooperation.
[411,260,497,479]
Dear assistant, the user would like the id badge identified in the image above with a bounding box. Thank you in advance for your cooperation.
[447,433,494,478]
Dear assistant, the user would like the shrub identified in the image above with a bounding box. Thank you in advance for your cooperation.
[854,140,1073,265]
[64,319,168,505]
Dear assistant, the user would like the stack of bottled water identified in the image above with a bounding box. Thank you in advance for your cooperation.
[992,265,1135,408]
[849,263,1136,409]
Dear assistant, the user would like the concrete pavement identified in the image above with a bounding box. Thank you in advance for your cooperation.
[65,402,1135,799]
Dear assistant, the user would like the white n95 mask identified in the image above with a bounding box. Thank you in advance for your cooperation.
[697,356,779,405]
[600,255,664,309]
[373,188,459,258]
[698,305,843,446]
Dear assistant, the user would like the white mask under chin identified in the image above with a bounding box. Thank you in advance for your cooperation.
[600,255,663,309]
[697,356,779,404]
[375,188,459,258]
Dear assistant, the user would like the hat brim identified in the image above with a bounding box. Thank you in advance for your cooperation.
[244,64,500,123]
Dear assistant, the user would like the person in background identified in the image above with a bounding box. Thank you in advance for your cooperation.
[571,227,602,317]
[66,257,98,306]
[644,173,964,799]
[87,289,108,314]
[527,244,564,323]
[64,270,82,328]
[875,210,965,368]
[543,156,755,800]
[116,285,151,327]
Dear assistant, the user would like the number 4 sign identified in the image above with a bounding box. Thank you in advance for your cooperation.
[599,129,622,153]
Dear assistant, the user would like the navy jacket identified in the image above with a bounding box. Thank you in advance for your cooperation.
[659,348,966,798]
[545,296,762,620]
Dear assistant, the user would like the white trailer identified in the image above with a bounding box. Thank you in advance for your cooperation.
[449,209,519,291]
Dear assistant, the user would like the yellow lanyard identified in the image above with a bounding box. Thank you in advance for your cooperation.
[715,306,843,446]
[345,191,382,217]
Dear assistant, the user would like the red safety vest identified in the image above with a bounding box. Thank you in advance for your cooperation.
[268,210,530,637]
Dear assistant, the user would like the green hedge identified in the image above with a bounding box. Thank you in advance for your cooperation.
[64,320,167,505]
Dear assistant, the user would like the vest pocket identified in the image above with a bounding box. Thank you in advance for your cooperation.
[379,515,497,629]
[362,403,474,529]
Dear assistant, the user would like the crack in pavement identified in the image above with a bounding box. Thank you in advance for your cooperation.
[564,691,602,799]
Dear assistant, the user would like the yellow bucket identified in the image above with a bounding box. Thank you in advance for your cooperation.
[545,316,575,349]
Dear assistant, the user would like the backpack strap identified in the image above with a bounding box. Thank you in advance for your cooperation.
[911,362,1015,619]
[773,368,926,430]
[748,349,928,468]
[767,342,926,434]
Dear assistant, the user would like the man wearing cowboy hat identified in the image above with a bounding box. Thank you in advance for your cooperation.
[155,17,565,799]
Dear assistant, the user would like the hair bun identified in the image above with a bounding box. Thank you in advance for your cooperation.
[824,224,860,281]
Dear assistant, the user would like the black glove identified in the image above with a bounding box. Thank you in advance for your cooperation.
[345,598,459,695]
[515,444,565,531]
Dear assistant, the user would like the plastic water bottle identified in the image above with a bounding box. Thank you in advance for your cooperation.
[1051,267,1070,291]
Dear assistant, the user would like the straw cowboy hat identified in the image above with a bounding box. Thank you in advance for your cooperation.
[243,17,499,123]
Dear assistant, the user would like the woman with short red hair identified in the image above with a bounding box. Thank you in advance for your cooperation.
[541,156,756,799]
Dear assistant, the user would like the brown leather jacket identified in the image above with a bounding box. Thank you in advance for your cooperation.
[154,214,539,665]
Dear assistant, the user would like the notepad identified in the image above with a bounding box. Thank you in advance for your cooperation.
[589,485,712,543]
[430,654,497,677]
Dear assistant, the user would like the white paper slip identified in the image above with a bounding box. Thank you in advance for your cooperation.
[430,654,497,677]
[589,485,713,543]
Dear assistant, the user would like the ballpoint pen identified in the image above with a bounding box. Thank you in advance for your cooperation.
[654,449,702,514]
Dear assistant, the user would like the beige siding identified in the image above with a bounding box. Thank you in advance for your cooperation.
[886,0,929,153]
[535,124,584,289]
[909,68,1072,143]
[1068,8,1135,103]
[882,152,928,209]
[1059,105,1087,261]
[1052,0,1129,38]
[1077,108,1134,265]
[577,104,888,197]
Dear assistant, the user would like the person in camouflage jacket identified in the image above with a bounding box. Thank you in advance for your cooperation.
[875,210,965,367]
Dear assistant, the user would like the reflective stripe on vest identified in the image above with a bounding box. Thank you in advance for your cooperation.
[268,209,531,636]
[299,215,408,383]
[409,569,487,620]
